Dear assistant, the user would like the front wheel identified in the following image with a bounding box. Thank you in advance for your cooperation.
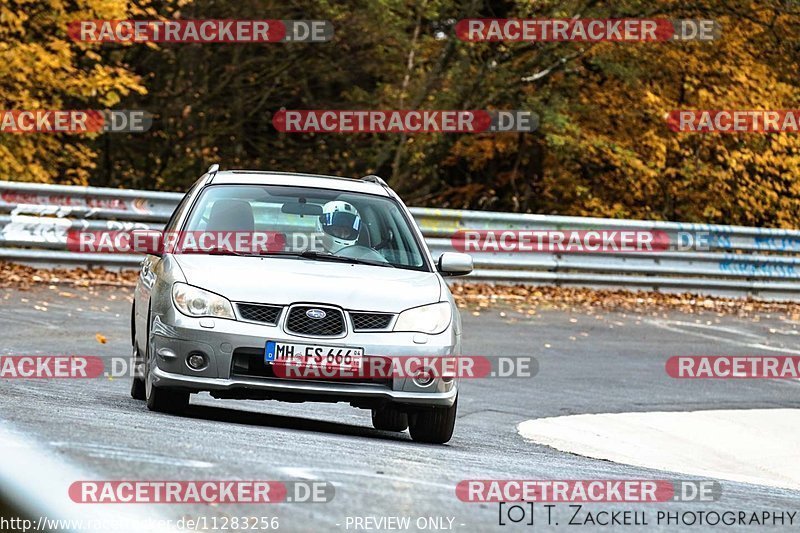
[409,396,457,444]
[146,384,189,414]
[130,345,146,401]
[145,351,189,414]
[371,405,409,432]
[143,312,189,414]
[130,375,146,401]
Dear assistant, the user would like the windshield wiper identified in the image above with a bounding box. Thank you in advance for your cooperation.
[301,250,394,267]
[262,250,395,268]
[178,246,249,256]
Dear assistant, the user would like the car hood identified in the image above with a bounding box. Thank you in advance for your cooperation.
[172,254,442,312]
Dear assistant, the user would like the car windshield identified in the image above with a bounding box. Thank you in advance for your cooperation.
[182,184,429,271]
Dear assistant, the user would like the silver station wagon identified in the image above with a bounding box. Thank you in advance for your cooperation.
[131,166,473,443]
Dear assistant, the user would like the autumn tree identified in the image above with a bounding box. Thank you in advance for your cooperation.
[0,0,149,184]
[3,0,800,228]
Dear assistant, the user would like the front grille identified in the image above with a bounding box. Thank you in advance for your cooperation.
[285,305,345,336]
[350,312,393,331]
[237,303,283,325]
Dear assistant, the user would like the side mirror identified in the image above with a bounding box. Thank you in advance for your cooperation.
[437,252,473,276]
[130,229,163,256]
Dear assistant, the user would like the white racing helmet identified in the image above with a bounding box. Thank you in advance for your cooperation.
[317,200,361,253]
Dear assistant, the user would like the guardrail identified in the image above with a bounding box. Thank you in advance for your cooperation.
[1,180,799,298]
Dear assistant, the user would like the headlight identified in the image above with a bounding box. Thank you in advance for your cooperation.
[393,302,452,334]
[172,282,235,319]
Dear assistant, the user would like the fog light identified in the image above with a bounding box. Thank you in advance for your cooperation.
[413,368,435,387]
[187,352,208,370]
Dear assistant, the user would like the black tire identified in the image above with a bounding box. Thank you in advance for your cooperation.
[130,372,146,401]
[409,396,457,444]
[130,344,146,401]
[371,405,409,432]
[130,304,146,400]
[146,385,189,414]
[143,308,189,414]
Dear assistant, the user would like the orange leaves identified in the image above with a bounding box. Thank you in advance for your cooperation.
[0,0,150,184]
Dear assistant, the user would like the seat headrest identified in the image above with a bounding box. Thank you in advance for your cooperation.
[206,199,254,232]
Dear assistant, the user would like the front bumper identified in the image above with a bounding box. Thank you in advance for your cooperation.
[148,308,460,408]
[152,366,457,406]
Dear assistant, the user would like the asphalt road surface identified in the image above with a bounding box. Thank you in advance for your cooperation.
[1,285,799,532]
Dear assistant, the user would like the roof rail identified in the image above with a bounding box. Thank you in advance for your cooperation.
[361,174,388,187]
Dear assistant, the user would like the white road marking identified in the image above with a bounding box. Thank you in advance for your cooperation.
[49,441,215,468]
[278,466,319,480]
[518,409,800,491]
[648,319,800,387]
[282,467,454,490]
[648,319,800,354]
[667,321,763,338]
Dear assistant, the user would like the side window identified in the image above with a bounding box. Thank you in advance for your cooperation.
[164,180,202,232]
[361,206,381,246]
[388,208,423,267]
[163,195,189,233]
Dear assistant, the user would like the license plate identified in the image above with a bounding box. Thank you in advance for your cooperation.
[265,341,363,370]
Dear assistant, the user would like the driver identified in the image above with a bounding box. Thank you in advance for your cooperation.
[317,200,362,253]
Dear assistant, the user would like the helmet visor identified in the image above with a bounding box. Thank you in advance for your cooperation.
[321,211,360,241]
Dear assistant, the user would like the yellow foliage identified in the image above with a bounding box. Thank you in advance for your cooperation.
[530,4,800,226]
[0,0,148,184]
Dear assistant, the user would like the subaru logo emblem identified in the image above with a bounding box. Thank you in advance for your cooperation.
[306,309,327,320]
